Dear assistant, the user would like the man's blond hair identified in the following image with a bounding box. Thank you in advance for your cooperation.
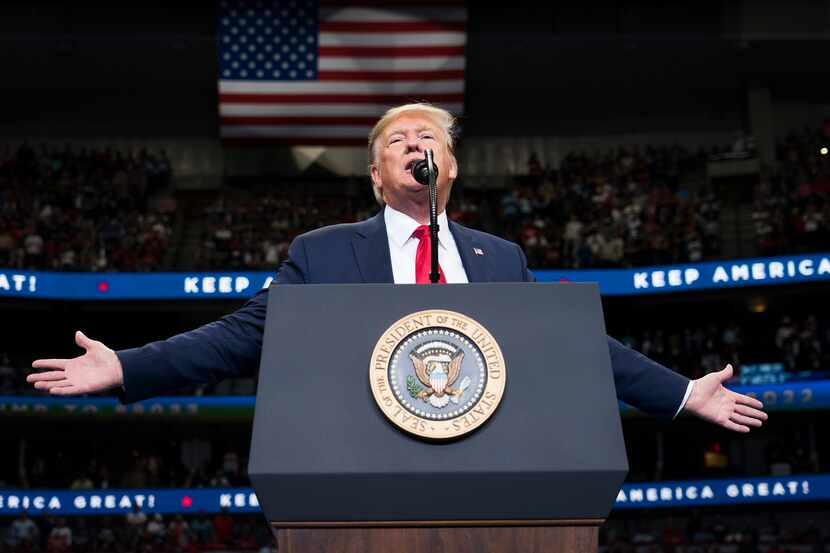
[367,103,457,205]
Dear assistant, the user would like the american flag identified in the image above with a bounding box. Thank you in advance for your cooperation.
[217,0,467,145]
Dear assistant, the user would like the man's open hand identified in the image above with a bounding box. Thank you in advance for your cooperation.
[683,364,767,432]
[28,331,124,395]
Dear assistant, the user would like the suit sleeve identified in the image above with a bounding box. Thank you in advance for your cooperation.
[516,244,689,418]
[116,236,310,403]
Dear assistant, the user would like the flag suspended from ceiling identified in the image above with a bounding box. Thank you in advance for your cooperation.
[217,0,467,146]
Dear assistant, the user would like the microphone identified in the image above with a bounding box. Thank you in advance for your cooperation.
[411,156,439,186]
[410,150,441,283]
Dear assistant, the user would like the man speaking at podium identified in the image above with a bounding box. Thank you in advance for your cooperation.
[28,103,766,432]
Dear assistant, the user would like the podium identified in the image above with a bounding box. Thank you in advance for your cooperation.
[249,283,628,552]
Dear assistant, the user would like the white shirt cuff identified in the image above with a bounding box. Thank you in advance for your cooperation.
[674,380,695,419]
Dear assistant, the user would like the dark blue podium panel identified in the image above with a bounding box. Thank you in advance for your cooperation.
[249,283,627,522]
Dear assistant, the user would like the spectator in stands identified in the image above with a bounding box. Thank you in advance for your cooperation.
[145,513,165,546]
[7,512,39,550]
[167,514,191,550]
[125,505,147,549]
[93,517,117,552]
[46,518,71,552]
[190,513,213,546]
[212,507,234,547]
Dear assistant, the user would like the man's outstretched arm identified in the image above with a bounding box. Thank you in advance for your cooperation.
[519,245,766,431]
[28,289,269,402]
[28,236,311,401]
[115,288,270,402]
[607,337,767,431]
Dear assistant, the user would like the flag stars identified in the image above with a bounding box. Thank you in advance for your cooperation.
[219,2,318,82]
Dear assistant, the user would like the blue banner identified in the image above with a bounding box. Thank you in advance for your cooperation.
[3,381,830,418]
[2,252,830,300]
[1,474,827,516]
[613,474,826,509]
[537,251,830,295]
[0,488,259,516]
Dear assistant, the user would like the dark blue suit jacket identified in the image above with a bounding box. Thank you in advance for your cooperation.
[118,211,689,417]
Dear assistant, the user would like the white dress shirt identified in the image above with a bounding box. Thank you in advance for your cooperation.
[383,204,693,417]
[384,204,468,284]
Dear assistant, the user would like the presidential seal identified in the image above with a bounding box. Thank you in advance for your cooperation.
[369,310,506,440]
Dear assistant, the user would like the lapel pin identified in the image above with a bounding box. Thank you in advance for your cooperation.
[473,247,484,256]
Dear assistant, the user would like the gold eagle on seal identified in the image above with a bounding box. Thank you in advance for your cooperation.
[408,343,470,408]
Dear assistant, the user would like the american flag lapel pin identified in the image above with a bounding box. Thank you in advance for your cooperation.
[473,247,485,256]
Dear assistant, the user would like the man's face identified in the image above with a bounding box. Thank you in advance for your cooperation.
[370,112,457,213]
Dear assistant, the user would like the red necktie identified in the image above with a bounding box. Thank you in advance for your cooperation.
[412,225,446,284]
